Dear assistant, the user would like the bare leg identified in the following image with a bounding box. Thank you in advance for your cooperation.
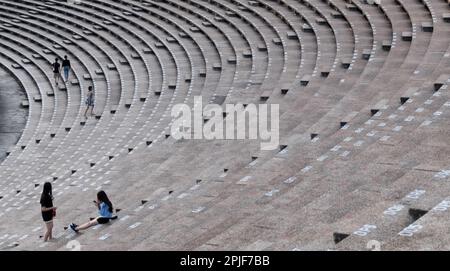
[44,221,53,242]
[76,218,99,231]
[49,222,53,240]
[90,106,95,116]
[84,107,89,118]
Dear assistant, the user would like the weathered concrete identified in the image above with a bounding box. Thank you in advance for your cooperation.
[0,67,27,161]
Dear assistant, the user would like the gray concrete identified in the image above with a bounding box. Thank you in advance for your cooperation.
[0,67,27,161]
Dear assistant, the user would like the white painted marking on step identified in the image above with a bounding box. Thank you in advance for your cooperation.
[238,176,252,183]
[128,222,142,230]
[161,195,171,201]
[421,120,432,126]
[434,170,450,179]
[384,205,405,216]
[283,176,297,184]
[265,189,280,197]
[433,200,450,212]
[399,224,422,237]
[177,193,189,199]
[120,215,130,222]
[354,225,377,237]
[331,145,342,152]
[192,205,206,214]
[405,189,426,200]
[99,233,111,240]
[393,126,403,132]
[32,226,42,232]
[301,166,312,173]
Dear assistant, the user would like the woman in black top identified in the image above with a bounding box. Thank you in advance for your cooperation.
[52,58,61,86]
[40,182,57,242]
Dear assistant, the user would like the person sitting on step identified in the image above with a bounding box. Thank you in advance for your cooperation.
[69,191,117,233]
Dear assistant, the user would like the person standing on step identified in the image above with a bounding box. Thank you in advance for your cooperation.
[52,58,61,86]
[40,182,57,242]
[69,191,117,233]
[84,86,95,119]
[62,55,71,82]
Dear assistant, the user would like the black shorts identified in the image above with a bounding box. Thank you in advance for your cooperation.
[97,217,111,224]
[42,211,53,223]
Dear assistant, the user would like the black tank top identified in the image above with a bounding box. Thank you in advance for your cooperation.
[53,62,60,73]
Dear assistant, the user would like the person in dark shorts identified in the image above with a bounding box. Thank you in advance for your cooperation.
[69,191,117,233]
[84,86,95,119]
[62,55,71,82]
[52,58,61,86]
[40,182,57,242]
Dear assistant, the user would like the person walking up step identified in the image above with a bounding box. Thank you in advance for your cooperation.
[62,55,71,82]
[84,86,95,119]
[52,58,61,86]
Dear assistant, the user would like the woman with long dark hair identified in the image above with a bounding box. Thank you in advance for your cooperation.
[40,182,57,242]
[84,86,95,119]
[69,191,116,233]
